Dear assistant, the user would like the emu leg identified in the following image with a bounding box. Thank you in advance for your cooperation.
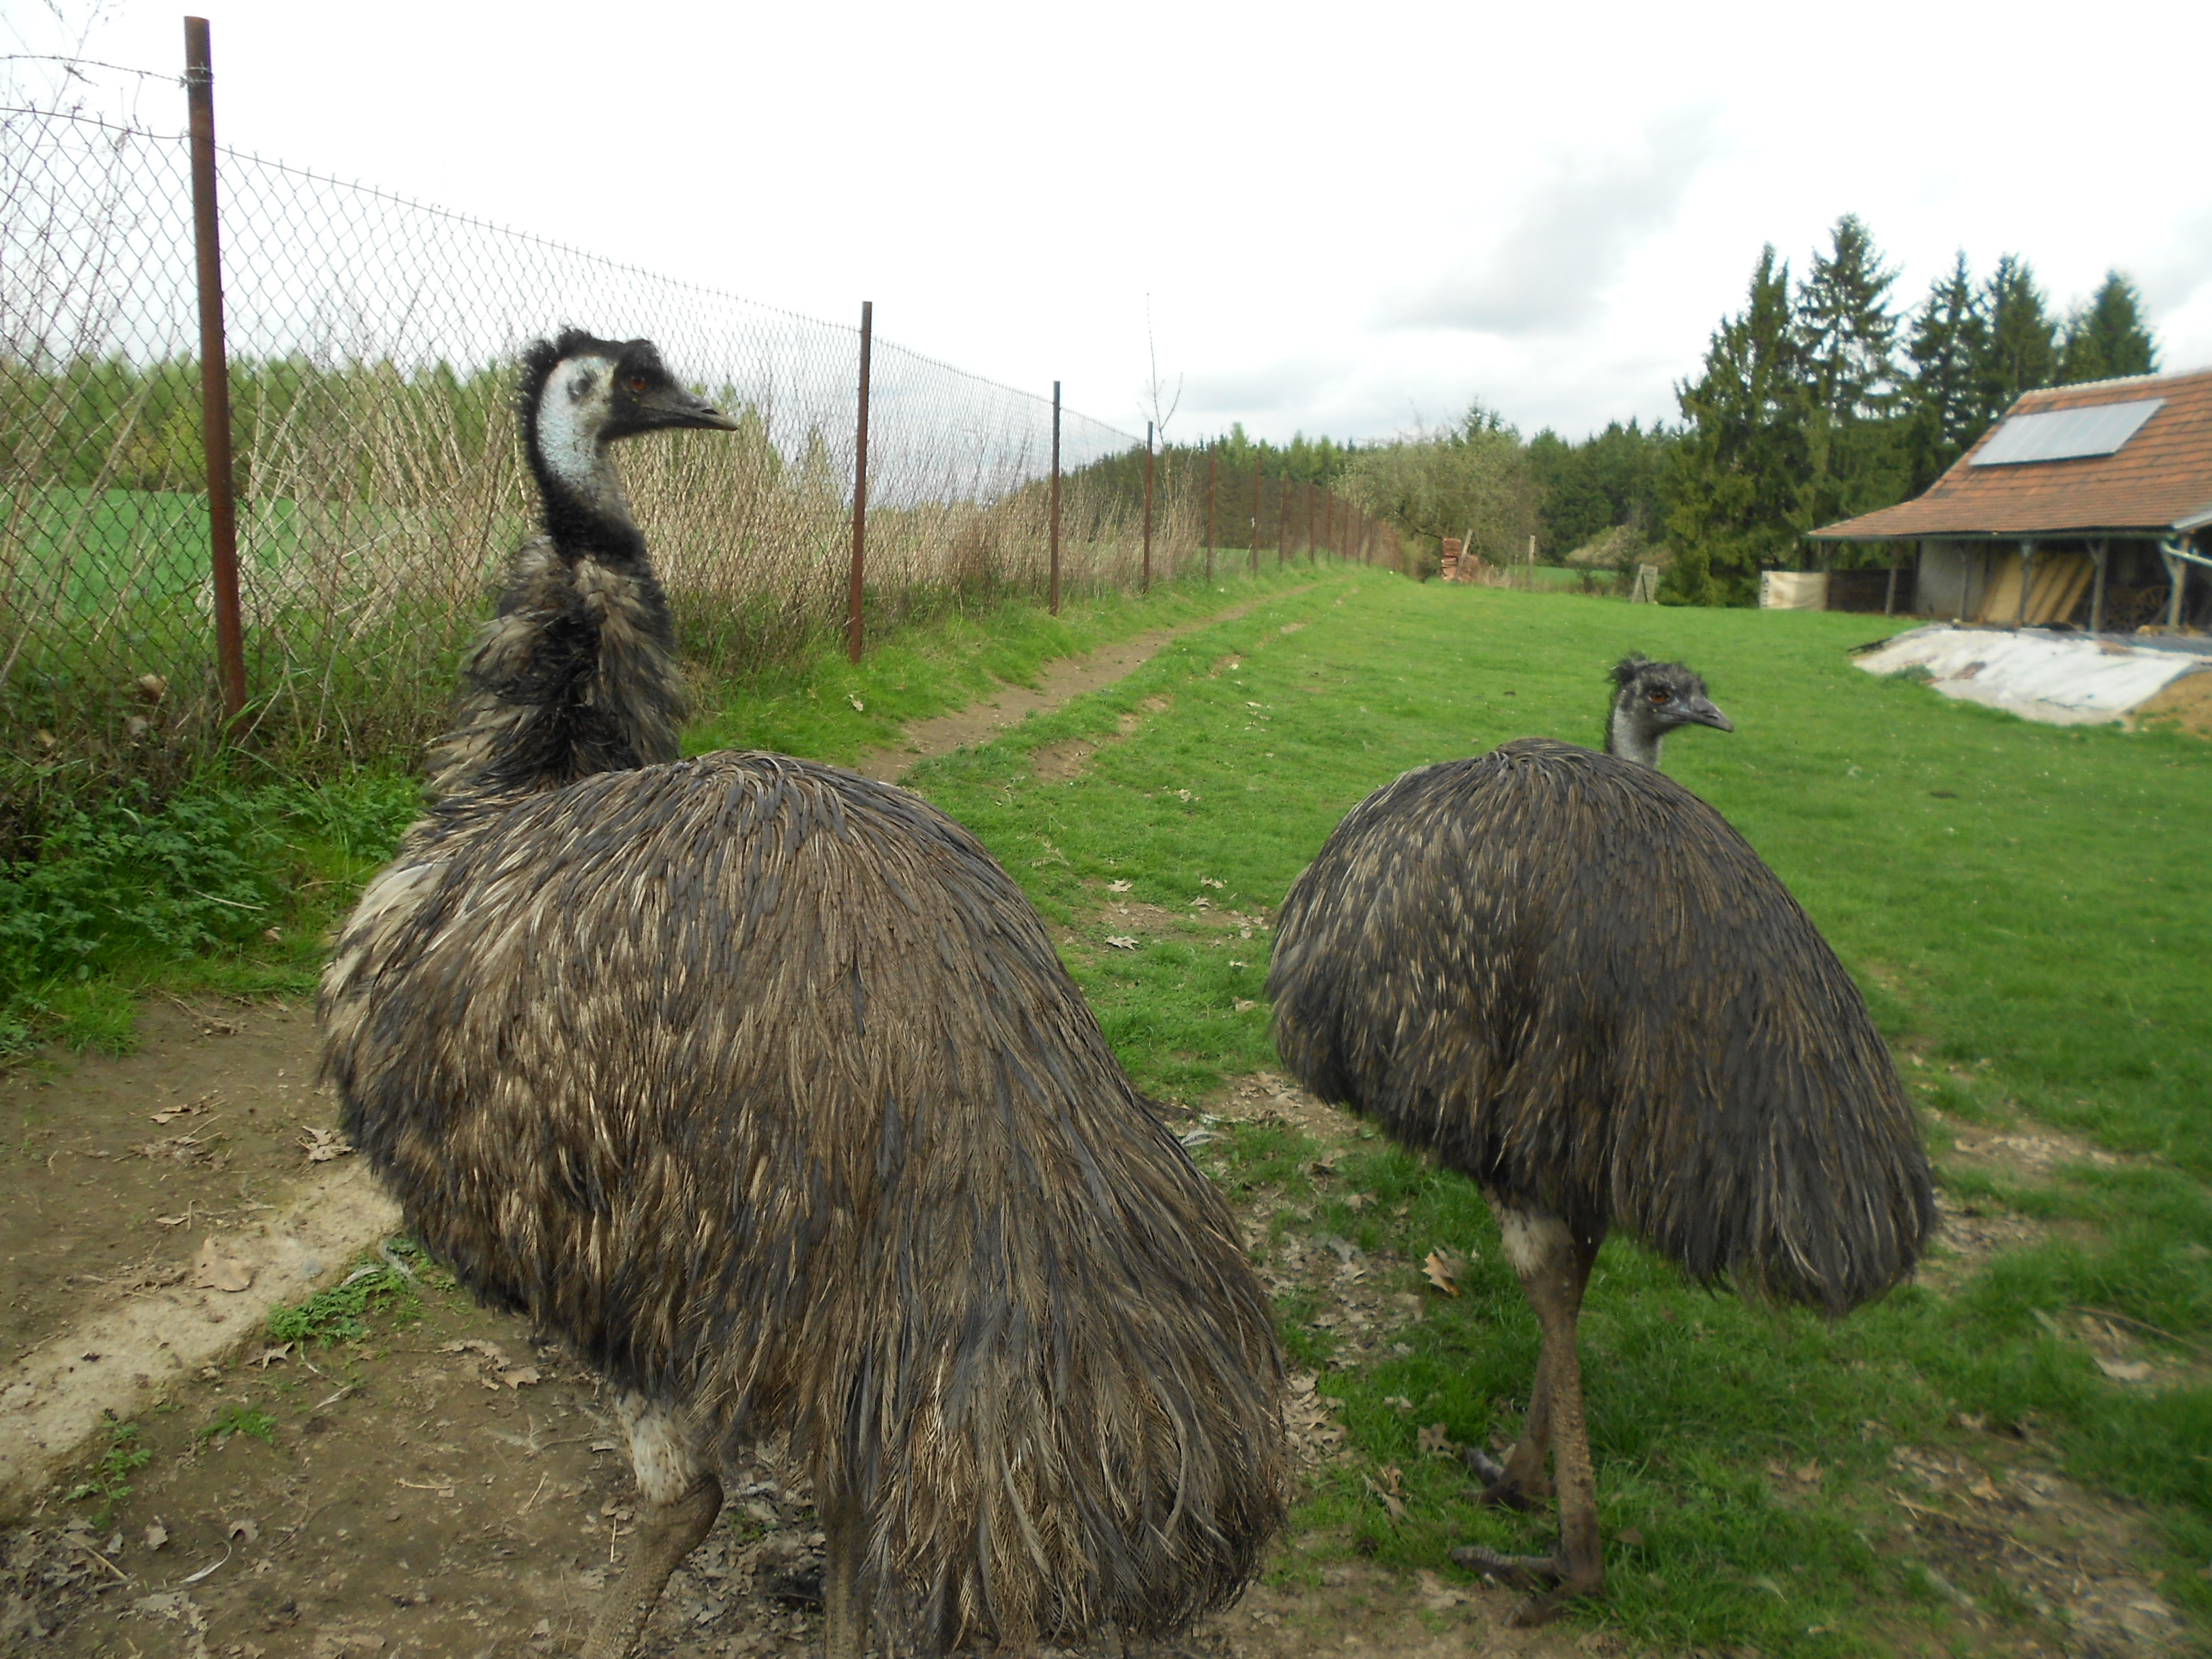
[1451,1207,1606,1623]
[582,1395,724,1659]
[1463,1200,1602,1511]
[820,1494,874,1659]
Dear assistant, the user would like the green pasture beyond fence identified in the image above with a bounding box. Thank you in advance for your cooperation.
[1,97,1397,844]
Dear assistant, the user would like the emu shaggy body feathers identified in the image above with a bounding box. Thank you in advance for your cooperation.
[1269,738,1932,1311]
[325,752,1285,1646]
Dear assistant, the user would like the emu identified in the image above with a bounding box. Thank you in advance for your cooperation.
[1265,655,1932,1622]
[322,331,1287,1659]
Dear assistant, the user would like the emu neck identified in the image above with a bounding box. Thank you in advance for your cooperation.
[424,539,685,803]
[530,397,644,559]
[1605,703,1663,769]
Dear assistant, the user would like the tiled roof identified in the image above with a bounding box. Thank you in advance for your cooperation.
[1811,367,2212,540]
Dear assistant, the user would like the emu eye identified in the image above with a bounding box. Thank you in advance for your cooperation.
[1649,689,1670,703]
[628,376,648,394]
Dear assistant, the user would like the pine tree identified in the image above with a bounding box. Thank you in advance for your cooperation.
[1902,251,1987,491]
[2057,272,2158,384]
[1975,255,2056,427]
[1798,215,1900,421]
[1666,245,1811,602]
[1795,216,1906,535]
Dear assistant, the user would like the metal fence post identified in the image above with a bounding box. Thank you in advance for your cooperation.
[1141,422,1153,594]
[184,17,245,725]
[1049,380,1061,616]
[848,300,872,663]
[1250,458,1261,577]
[1205,441,1216,583]
[1276,477,1287,569]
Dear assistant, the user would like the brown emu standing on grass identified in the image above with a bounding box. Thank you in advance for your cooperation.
[1266,656,1932,1622]
[321,332,1287,1659]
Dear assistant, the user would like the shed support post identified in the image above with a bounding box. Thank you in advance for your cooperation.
[1884,544,1899,617]
[2015,539,2035,630]
[2089,539,2108,634]
[2166,545,2187,630]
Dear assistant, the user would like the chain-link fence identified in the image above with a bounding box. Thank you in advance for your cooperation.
[1,94,1389,841]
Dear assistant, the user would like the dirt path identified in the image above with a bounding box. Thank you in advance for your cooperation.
[846,598,1297,784]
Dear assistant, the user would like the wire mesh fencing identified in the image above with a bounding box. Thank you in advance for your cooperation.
[1,95,1388,838]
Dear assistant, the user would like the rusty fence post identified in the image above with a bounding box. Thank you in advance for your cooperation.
[1276,477,1288,569]
[1205,441,1216,583]
[185,18,245,725]
[1141,423,1153,594]
[1049,380,1061,616]
[1250,458,1261,577]
[848,300,872,663]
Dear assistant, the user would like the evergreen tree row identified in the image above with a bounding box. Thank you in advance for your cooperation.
[1664,216,2158,604]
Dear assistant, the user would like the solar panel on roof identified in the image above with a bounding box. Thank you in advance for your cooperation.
[1969,398,2164,466]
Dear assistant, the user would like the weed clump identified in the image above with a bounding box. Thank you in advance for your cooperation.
[63,1416,150,1525]
[266,1241,425,1346]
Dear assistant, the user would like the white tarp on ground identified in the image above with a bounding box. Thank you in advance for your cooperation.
[1855,626,2211,725]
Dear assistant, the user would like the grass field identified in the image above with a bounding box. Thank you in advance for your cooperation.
[898,570,2212,1654]
[12,562,2208,1654]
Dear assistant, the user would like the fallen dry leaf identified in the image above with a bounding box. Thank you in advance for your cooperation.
[1200,876,1225,888]
[144,1522,169,1551]
[1363,1474,1406,1524]
[2095,1355,2154,1382]
[298,1126,354,1163]
[1423,1246,1466,1296]
[1418,1422,1459,1457]
[1233,998,1259,1012]
[1796,1460,1824,1484]
[1107,879,1132,893]
[249,1343,292,1369]
[846,695,863,712]
[150,1093,215,1126]
[441,1338,510,1362]
[1104,936,1137,950]
[192,1238,253,1294]
[500,1365,542,1389]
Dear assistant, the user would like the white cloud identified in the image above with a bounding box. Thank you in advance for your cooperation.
[1376,108,1722,337]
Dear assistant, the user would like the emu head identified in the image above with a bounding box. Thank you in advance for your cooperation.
[1605,655,1732,769]
[518,329,737,541]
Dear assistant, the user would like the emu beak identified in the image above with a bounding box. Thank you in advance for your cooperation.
[638,384,739,432]
[1684,697,1734,733]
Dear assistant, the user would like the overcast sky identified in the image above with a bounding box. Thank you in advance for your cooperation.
[14,0,2212,445]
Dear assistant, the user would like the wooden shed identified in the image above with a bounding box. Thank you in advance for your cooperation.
[1809,368,2212,631]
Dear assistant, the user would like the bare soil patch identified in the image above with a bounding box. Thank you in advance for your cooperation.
[1881,1434,2188,1654]
[2127,671,2212,739]
[3,1000,330,1366]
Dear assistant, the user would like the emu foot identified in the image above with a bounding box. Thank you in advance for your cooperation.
[1448,1543,1561,1593]
[1462,1446,1549,1511]
[1448,1546,1602,1626]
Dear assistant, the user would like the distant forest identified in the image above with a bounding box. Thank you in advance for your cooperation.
[1181,216,2161,605]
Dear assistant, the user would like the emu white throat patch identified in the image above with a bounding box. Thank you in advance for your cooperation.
[537,353,627,512]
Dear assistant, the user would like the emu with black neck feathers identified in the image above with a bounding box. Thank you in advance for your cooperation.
[323,331,1286,1658]
[1266,654,1931,1622]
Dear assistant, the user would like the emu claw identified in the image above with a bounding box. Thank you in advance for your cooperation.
[1462,1447,1546,1511]
[1448,1544,1561,1594]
